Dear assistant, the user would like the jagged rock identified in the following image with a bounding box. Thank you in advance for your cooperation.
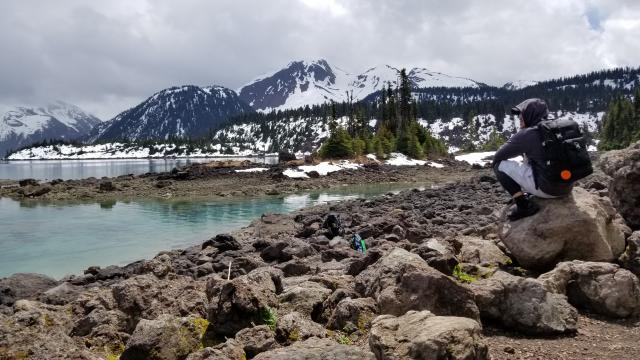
[278,280,331,317]
[499,187,628,270]
[202,234,241,252]
[120,314,204,360]
[111,274,208,331]
[327,297,377,331]
[600,141,640,229]
[469,271,578,334]
[276,259,312,276]
[0,273,58,306]
[206,267,283,338]
[274,311,327,345]
[368,310,488,360]
[71,308,128,337]
[354,248,480,321]
[260,238,316,263]
[619,231,640,276]
[235,325,278,358]
[143,254,174,277]
[410,238,459,275]
[539,260,640,318]
[457,236,511,266]
[185,339,245,360]
[38,282,83,305]
[0,300,99,359]
[253,337,375,360]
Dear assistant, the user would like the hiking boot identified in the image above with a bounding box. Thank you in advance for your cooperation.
[507,196,540,221]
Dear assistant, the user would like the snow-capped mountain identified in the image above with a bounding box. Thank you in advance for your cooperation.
[0,101,101,157]
[502,80,539,90]
[238,59,484,112]
[91,85,253,142]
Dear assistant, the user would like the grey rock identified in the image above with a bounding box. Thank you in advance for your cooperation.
[206,267,283,338]
[355,248,480,321]
[274,311,326,345]
[0,273,58,306]
[235,325,278,358]
[120,314,204,360]
[253,337,375,360]
[327,297,377,332]
[619,231,640,276]
[457,236,511,266]
[278,281,332,317]
[599,141,640,229]
[38,282,83,305]
[369,310,488,360]
[539,260,640,318]
[469,271,578,334]
[185,339,245,360]
[500,187,628,270]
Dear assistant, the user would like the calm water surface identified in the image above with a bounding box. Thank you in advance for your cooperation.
[0,157,277,181]
[0,183,426,279]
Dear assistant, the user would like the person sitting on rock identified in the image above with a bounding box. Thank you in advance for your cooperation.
[493,98,574,221]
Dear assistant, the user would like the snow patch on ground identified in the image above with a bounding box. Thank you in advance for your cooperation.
[283,169,309,178]
[455,151,496,166]
[235,167,268,173]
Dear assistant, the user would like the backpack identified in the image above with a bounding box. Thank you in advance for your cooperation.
[323,213,343,239]
[537,118,593,183]
[350,233,367,254]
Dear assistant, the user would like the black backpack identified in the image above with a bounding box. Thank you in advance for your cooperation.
[323,213,343,239]
[537,118,593,183]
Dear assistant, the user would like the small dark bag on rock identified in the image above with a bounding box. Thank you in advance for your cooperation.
[537,118,593,183]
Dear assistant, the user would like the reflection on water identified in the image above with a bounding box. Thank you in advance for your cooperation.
[0,157,278,181]
[0,182,429,279]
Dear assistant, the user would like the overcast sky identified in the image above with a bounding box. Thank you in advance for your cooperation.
[1,0,639,119]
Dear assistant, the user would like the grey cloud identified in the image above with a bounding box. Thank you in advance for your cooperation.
[0,0,639,119]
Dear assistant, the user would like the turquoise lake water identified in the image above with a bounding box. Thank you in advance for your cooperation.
[0,157,277,181]
[0,183,423,279]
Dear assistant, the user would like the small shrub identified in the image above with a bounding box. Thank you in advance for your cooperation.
[335,333,352,345]
[453,264,477,283]
[260,307,277,331]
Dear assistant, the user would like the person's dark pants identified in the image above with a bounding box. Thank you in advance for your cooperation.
[493,161,521,196]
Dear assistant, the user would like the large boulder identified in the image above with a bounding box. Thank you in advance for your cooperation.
[206,267,283,338]
[368,310,488,360]
[499,187,628,270]
[355,248,480,321]
[0,273,58,306]
[469,271,578,334]
[539,261,640,318]
[253,337,375,360]
[120,314,205,360]
[600,141,640,229]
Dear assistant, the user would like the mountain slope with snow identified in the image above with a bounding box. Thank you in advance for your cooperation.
[91,85,254,142]
[0,101,101,157]
[239,60,484,112]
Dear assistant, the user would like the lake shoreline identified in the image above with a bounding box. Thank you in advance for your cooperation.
[0,158,485,202]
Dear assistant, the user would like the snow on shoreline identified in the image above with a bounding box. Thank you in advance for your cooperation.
[454,151,496,166]
[282,154,446,178]
[7,143,279,160]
